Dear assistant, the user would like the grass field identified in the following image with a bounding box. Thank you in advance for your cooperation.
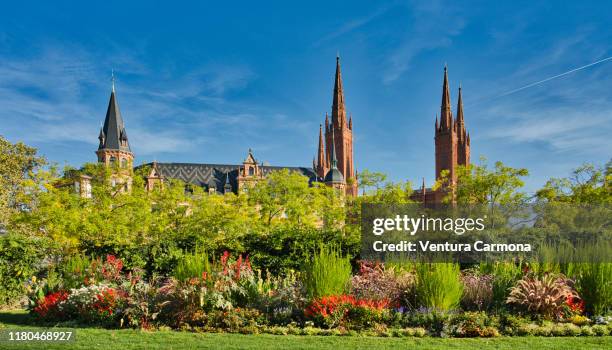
[1,311,611,350]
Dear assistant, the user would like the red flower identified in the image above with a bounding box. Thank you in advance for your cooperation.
[305,294,390,319]
[101,255,124,281]
[33,290,69,318]
[92,288,126,317]
[566,296,584,314]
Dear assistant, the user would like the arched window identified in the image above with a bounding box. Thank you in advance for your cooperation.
[249,167,254,176]
[109,156,117,166]
[121,158,128,168]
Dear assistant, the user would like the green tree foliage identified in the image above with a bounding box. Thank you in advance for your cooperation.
[435,158,529,206]
[0,135,46,228]
[536,160,611,203]
[358,169,387,194]
[248,169,344,228]
[0,233,57,304]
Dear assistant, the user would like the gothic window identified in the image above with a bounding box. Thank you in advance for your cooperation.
[109,156,117,166]
[249,167,254,176]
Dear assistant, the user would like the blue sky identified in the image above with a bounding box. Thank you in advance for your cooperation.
[1,1,611,193]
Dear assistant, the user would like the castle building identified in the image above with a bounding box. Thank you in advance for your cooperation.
[66,59,469,202]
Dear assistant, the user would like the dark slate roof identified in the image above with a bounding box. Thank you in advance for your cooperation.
[324,167,344,183]
[98,91,131,152]
[136,162,318,193]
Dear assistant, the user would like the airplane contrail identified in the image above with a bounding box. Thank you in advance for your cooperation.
[498,55,612,98]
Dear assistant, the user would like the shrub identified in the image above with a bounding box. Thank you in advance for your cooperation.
[506,274,577,319]
[173,249,210,282]
[498,313,529,335]
[480,261,523,310]
[121,274,165,329]
[414,263,463,311]
[591,324,608,336]
[243,227,359,275]
[62,284,127,326]
[461,272,493,311]
[571,262,612,316]
[204,308,266,332]
[31,290,69,320]
[60,255,91,289]
[303,245,351,299]
[401,308,452,335]
[304,294,390,329]
[568,314,590,326]
[350,261,413,305]
[0,233,54,305]
[581,325,595,336]
[445,311,497,338]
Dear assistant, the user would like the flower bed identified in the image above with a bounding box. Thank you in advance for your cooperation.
[26,254,612,338]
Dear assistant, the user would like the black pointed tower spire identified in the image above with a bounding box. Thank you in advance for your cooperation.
[96,71,134,168]
[98,71,131,153]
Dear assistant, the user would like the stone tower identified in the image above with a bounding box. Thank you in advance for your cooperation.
[96,75,134,189]
[320,55,357,196]
[434,66,470,185]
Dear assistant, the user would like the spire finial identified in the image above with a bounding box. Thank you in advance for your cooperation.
[111,69,116,93]
[336,50,340,60]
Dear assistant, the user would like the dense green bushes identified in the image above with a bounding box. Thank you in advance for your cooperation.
[0,233,56,305]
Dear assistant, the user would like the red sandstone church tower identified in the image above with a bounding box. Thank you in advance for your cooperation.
[434,65,470,188]
[314,56,357,196]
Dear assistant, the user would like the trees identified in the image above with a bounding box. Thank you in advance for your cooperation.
[435,158,529,206]
[358,169,387,195]
[0,135,46,228]
[536,160,611,204]
[248,169,344,228]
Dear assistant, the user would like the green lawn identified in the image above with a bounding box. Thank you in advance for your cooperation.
[1,311,610,350]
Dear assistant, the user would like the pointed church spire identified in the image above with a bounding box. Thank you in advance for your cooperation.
[456,85,466,141]
[332,55,346,128]
[440,65,452,130]
[99,72,130,152]
[317,124,326,177]
[435,114,439,132]
[456,84,464,124]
